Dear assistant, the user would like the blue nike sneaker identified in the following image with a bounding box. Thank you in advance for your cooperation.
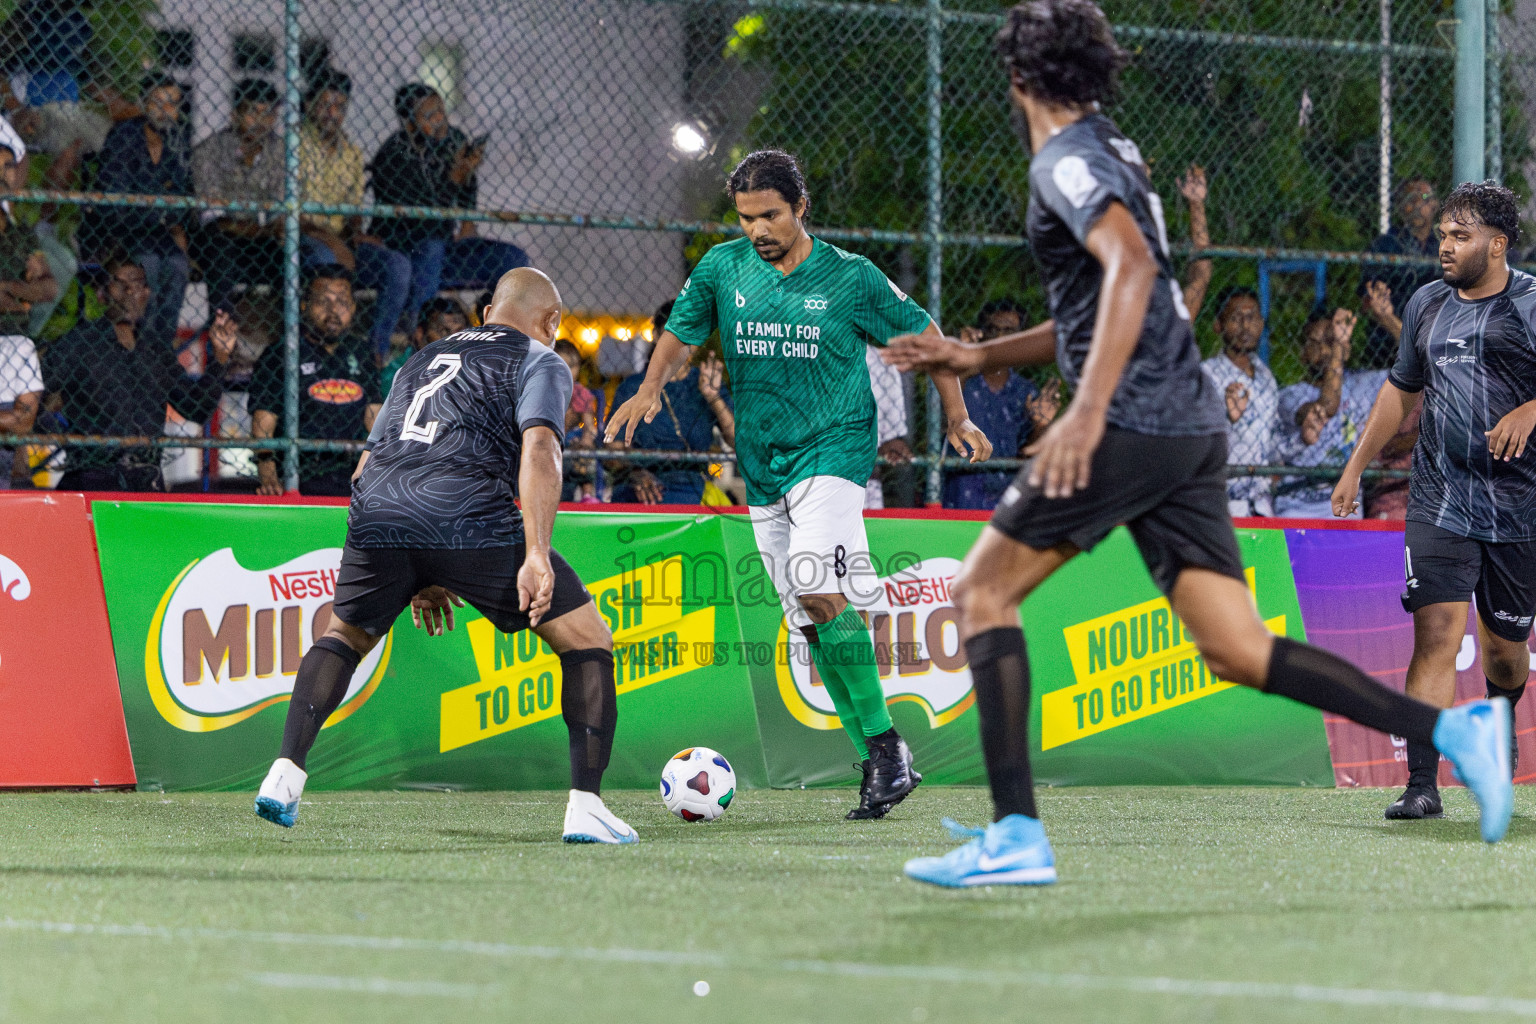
[904,814,1057,887]
[1432,698,1513,843]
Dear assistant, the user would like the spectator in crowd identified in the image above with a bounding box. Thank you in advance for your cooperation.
[382,295,467,395]
[554,338,599,502]
[607,300,733,504]
[7,0,112,158]
[41,251,235,490]
[81,72,191,350]
[1350,286,1418,519]
[299,69,413,364]
[865,343,912,509]
[369,83,527,329]
[1360,177,1440,367]
[192,79,284,316]
[1274,307,1372,519]
[0,127,52,486]
[250,266,381,496]
[1201,286,1279,517]
[1178,163,1213,321]
[942,298,1056,510]
[0,329,41,486]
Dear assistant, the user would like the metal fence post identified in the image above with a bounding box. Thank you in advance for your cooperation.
[923,0,944,507]
[281,0,304,492]
[1378,0,1392,236]
[1453,0,1487,184]
[1487,0,1502,182]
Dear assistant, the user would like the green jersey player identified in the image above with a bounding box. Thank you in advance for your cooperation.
[606,150,992,819]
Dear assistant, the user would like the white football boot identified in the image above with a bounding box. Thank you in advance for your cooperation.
[254,758,307,828]
[561,789,638,844]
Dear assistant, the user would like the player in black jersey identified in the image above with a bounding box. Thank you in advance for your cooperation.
[1334,181,1536,820]
[254,268,638,845]
[884,0,1513,887]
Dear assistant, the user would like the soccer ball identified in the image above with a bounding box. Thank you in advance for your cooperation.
[659,747,736,822]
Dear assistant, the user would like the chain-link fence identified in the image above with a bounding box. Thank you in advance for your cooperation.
[0,0,1525,511]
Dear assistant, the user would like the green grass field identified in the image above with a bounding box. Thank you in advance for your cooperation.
[3,785,1536,1023]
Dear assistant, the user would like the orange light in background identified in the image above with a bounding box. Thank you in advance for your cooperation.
[554,311,658,355]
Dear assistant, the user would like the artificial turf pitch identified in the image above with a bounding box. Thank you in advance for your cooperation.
[2,786,1535,1023]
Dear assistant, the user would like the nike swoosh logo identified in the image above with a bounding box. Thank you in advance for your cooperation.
[590,813,633,840]
[976,848,1041,871]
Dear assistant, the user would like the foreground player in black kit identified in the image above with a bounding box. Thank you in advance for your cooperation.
[1333,181,1536,820]
[255,268,637,844]
[885,0,1513,887]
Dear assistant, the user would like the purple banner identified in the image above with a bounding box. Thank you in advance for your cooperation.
[1286,526,1536,787]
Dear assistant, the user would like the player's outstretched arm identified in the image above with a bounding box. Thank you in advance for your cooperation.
[882,319,1057,376]
[517,425,563,626]
[1026,203,1154,499]
[1331,380,1417,517]
[604,330,692,445]
[921,321,993,463]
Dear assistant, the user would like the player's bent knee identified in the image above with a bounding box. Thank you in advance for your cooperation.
[322,616,380,657]
[1197,631,1274,689]
[799,592,847,625]
[1484,636,1532,689]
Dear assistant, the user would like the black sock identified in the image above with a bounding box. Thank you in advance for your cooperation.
[279,635,361,770]
[1488,677,1527,708]
[1406,739,1440,790]
[965,627,1038,821]
[1264,637,1440,746]
[561,648,617,794]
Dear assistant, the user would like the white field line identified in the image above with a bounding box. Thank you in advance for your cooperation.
[5,918,1536,1017]
[248,972,490,998]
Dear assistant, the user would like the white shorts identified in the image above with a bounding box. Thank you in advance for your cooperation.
[749,475,878,630]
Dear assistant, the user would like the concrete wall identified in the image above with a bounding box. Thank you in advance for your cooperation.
[156,0,690,314]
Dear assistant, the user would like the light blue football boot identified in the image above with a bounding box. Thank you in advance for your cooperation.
[1433,698,1514,843]
[904,814,1057,887]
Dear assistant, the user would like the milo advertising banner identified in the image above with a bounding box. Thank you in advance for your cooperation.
[92,503,768,792]
[730,518,1333,789]
[92,502,1335,792]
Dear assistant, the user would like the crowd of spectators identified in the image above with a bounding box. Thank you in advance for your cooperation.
[0,36,1444,514]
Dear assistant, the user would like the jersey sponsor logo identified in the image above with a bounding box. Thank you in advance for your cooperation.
[307,378,366,404]
[1108,137,1144,166]
[1040,568,1280,750]
[804,294,829,314]
[0,553,30,600]
[1052,155,1100,209]
[143,547,390,732]
[886,278,908,302]
[1435,353,1475,367]
[1449,337,1469,348]
[777,556,975,731]
[682,275,692,292]
[735,288,746,308]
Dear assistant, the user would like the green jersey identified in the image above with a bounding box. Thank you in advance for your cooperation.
[665,236,931,505]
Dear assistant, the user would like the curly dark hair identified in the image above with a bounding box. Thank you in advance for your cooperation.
[1439,179,1522,246]
[995,0,1129,107]
[725,149,808,210]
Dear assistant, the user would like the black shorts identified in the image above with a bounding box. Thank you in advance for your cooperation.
[1403,520,1536,642]
[989,428,1245,596]
[332,543,593,637]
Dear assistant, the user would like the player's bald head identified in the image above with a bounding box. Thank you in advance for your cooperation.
[483,267,563,343]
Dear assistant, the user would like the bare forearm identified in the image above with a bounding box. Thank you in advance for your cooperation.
[518,437,563,555]
[641,332,692,393]
[974,320,1058,371]
[252,410,277,439]
[1314,361,1345,420]
[1342,382,1418,476]
[708,398,735,447]
[1182,260,1212,322]
[3,276,55,304]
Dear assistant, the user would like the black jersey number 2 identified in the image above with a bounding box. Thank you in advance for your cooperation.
[399,354,464,445]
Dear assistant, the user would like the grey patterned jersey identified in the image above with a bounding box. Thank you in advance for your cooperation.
[1389,270,1536,542]
[1027,114,1226,437]
[349,325,571,548]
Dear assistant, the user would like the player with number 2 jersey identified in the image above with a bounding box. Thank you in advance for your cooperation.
[254,269,640,847]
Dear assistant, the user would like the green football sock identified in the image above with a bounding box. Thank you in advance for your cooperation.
[819,607,893,739]
[807,635,868,759]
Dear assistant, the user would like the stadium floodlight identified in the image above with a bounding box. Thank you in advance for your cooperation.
[671,122,708,157]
